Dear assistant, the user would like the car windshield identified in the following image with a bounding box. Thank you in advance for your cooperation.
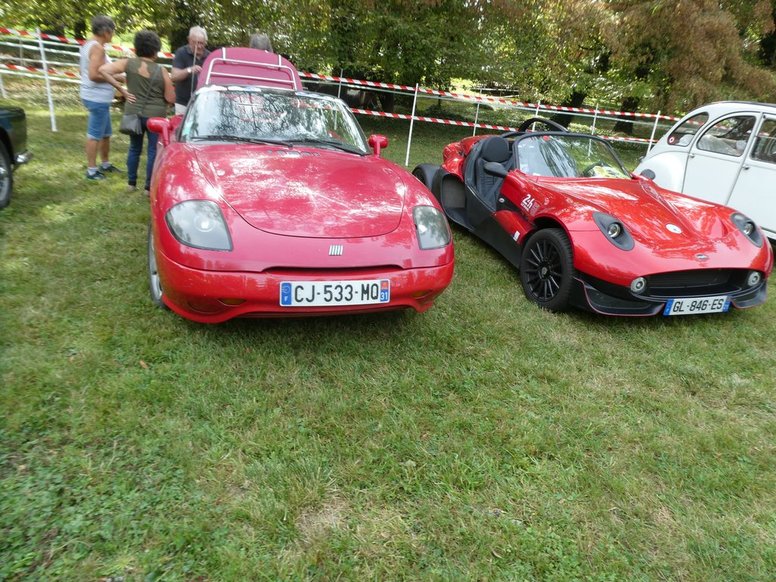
[516,134,630,179]
[181,87,369,154]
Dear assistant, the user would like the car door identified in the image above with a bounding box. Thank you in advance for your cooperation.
[726,116,776,238]
[682,114,757,204]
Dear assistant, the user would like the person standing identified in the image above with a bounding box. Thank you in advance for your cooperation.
[170,26,209,115]
[99,30,175,195]
[79,15,123,181]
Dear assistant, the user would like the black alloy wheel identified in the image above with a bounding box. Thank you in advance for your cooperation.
[519,228,574,311]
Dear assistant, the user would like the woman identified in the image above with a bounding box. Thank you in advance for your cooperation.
[100,30,175,194]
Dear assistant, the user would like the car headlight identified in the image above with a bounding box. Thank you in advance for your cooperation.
[413,206,450,250]
[165,200,232,251]
[730,212,763,247]
[593,212,634,250]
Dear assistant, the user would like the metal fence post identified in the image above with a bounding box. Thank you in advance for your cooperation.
[405,83,419,167]
[648,111,662,153]
[36,28,57,132]
[473,102,480,136]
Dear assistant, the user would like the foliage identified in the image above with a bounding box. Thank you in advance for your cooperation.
[2,0,776,113]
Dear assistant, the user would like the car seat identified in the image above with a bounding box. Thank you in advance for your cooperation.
[464,136,511,210]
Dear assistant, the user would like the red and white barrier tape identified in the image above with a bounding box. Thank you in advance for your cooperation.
[0,27,173,58]
[350,108,653,144]
[0,61,79,78]
[302,71,680,122]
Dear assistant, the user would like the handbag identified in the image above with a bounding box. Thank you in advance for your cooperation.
[119,113,142,135]
[119,61,161,136]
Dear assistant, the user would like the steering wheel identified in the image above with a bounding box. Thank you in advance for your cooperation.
[581,161,605,176]
[500,118,567,137]
[516,117,568,133]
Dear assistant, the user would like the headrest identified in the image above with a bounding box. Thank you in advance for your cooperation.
[480,137,510,163]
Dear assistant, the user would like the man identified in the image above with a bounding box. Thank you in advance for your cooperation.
[79,14,123,180]
[171,26,210,115]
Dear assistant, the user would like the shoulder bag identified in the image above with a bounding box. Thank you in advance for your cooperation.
[120,62,161,135]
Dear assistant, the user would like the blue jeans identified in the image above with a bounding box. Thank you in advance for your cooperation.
[82,99,112,140]
[127,117,159,189]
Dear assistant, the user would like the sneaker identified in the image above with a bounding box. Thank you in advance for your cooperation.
[143,189,150,197]
[101,163,123,174]
[86,171,106,181]
[126,184,138,192]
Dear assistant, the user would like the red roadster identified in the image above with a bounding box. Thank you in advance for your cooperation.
[146,49,453,323]
[413,118,772,316]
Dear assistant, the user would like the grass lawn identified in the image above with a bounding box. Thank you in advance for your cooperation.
[1,89,775,580]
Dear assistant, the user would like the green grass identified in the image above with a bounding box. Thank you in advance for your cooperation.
[2,86,776,580]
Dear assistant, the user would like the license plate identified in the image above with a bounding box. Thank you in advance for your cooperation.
[280,279,390,307]
[663,295,730,316]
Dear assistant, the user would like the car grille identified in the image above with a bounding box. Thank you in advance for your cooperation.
[645,269,748,298]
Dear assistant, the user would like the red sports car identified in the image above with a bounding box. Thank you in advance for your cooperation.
[146,49,453,323]
[413,118,772,316]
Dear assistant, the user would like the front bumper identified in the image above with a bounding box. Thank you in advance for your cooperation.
[157,249,454,323]
[570,271,768,316]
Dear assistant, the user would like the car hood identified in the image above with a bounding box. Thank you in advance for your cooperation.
[535,177,730,246]
[193,146,406,238]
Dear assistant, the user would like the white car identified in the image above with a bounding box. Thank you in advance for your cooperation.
[635,101,776,240]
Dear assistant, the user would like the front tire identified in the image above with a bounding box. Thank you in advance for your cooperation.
[147,225,168,310]
[519,228,574,312]
[0,142,12,209]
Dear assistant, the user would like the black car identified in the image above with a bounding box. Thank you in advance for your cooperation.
[0,102,32,208]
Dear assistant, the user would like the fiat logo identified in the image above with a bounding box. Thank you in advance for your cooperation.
[329,245,343,256]
[666,224,682,234]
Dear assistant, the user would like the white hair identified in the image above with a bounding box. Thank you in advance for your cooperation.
[188,26,207,41]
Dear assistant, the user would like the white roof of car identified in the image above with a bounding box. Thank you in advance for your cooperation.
[683,101,776,117]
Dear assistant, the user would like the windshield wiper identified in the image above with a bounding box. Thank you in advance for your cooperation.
[288,138,365,154]
[190,135,293,148]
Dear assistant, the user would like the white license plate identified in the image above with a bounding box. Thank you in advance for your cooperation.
[280,279,390,307]
[663,295,730,316]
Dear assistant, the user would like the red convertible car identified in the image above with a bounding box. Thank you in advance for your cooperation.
[413,118,772,316]
[146,49,453,323]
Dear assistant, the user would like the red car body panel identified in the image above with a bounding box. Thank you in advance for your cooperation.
[147,50,453,323]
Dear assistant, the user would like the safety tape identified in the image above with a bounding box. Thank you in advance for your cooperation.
[303,71,681,122]
[349,108,653,143]
[1,26,679,122]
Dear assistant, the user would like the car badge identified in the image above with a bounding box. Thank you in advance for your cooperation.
[329,244,343,256]
[695,253,709,261]
[666,224,682,234]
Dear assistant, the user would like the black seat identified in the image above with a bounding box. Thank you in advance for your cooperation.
[464,136,511,210]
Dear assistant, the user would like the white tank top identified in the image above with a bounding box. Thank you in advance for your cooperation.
[79,39,115,103]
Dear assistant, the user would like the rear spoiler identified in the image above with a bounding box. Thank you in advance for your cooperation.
[197,47,302,91]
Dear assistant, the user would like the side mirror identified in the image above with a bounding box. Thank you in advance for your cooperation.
[368,134,388,156]
[483,161,509,178]
[147,117,170,146]
[170,114,184,132]
[639,168,656,180]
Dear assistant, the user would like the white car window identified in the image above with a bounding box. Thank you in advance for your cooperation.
[666,112,708,146]
[750,119,776,165]
[696,115,755,157]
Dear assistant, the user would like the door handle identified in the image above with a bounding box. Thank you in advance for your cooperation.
[743,165,750,170]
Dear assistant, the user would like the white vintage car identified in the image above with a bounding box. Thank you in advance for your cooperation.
[635,101,776,240]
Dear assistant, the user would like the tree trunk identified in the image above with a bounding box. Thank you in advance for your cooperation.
[613,96,640,135]
[550,91,587,128]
